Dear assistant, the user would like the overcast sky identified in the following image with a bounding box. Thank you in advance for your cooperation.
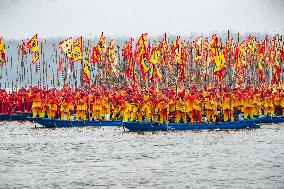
[0,0,284,39]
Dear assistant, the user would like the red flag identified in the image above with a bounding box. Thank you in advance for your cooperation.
[21,40,26,58]
[58,56,63,72]
[90,45,100,63]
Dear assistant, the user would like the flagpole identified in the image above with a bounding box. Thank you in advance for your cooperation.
[174,43,180,123]
[227,30,234,122]
[24,44,27,89]
[11,55,14,92]
[17,43,20,91]
[55,44,58,88]
[5,44,9,90]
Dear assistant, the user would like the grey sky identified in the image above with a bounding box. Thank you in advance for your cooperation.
[0,0,284,39]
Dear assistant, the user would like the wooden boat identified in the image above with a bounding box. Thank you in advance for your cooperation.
[0,112,31,121]
[122,120,260,132]
[27,117,122,128]
[254,116,284,124]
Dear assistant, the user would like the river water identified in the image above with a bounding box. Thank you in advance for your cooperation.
[0,121,284,189]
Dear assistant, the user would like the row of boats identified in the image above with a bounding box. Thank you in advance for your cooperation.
[1,112,283,131]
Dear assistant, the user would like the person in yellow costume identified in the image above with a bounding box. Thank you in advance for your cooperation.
[91,97,103,120]
[111,102,121,120]
[174,96,186,123]
[122,101,132,122]
[141,95,152,122]
[205,94,217,122]
[263,96,270,116]
[156,97,169,123]
[222,93,234,122]
[253,93,262,116]
[267,95,275,116]
[152,101,159,123]
[60,98,74,120]
[273,93,281,115]
[46,96,57,119]
[168,96,176,122]
[192,94,202,122]
[243,94,254,119]
[32,92,42,118]
[110,92,122,120]
[130,101,138,122]
[76,97,87,121]
[232,92,240,114]
[100,96,111,120]
[184,94,194,123]
[237,92,245,112]
[135,96,144,122]
[37,93,46,118]
[281,91,284,116]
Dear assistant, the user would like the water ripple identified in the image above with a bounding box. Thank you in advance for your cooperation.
[0,122,284,188]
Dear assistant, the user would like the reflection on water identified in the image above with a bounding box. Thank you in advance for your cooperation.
[0,121,284,188]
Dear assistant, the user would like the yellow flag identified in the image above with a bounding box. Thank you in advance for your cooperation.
[246,36,255,54]
[214,48,226,73]
[83,48,91,85]
[0,37,5,52]
[107,39,117,73]
[27,34,40,64]
[59,37,73,60]
[173,36,182,64]
[107,39,115,61]
[73,36,83,62]
[0,36,6,64]
[150,47,162,79]
[98,33,105,58]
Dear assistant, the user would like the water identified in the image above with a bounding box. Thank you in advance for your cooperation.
[0,122,284,189]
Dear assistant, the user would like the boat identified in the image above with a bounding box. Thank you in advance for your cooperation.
[27,117,122,128]
[0,112,31,121]
[254,115,284,124]
[122,120,260,132]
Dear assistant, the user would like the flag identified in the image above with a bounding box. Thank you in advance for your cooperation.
[172,36,181,64]
[257,36,267,83]
[246,36,255,54]
[58,56,63,72]
[194,35,202,51]
[0,36,6,65]
[178,44,186,81]
[235,39,247,84]
[83,48,91,86]
[272,50,280,85]
[136,33,150,77]
[209,34,218,57]
[73,36,83,62]
[27,34,40,64]
[150,47,162,80]
[124,38,136,83]
[91,45,100,63]
[213,41,226,80]
[21,40,26,58]
[59,37,73,60]
[107,39,117,73]
[98,33,105,61]
[159,35,169,64]
[90,33,105,63]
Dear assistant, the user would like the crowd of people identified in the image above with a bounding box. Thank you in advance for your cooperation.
[1,33,283,124]
[0,84,283,123]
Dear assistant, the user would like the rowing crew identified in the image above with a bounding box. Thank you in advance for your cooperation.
[27,85,284,123]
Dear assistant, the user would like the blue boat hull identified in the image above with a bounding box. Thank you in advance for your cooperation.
[254,116,284,124]
[0,112,31,121]
[27,117,122,128]
[123,120,260,132]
